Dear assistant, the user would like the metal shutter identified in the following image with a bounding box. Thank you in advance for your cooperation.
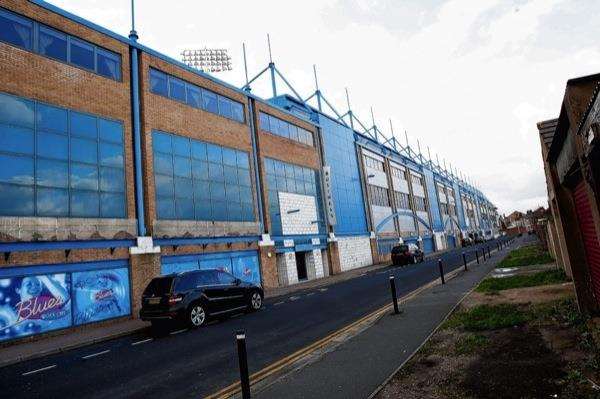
[573,181,600,302]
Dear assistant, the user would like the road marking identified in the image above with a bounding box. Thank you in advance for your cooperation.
[82,349,110,360]
[289,296,300,301]
[377,271,388,275]
[319,288,328,292]
[170,329,187,335]
[306,292,315,297]
[273,301,284,306]
[131,338,153,346]
[22,364,57,376]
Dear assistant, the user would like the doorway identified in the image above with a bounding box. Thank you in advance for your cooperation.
[296,252,308,281]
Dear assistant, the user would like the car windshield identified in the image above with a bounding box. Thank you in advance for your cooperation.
[144,277,174,296]
[392,245,409,254]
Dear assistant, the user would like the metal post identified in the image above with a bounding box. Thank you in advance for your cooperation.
[236,330,251,399]
[482,247,486,261]
[389,276,399,314]
[475,249,479,264]
[487,246,491,258]
[462,252,468,271]
[438,259,445,284]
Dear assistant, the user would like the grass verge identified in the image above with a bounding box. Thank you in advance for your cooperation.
[476,269,567,293]
[496,244,554,268]
[444,303,529,331]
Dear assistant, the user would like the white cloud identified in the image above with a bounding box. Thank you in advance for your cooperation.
[46,0,600,215]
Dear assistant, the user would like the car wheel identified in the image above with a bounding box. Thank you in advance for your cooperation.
[249,291,262,312]
[187,303,206,328]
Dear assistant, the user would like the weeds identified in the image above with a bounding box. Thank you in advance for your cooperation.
[444,304,529,331]
[454,334,489,355]
[496,244,554,268]
[476,269,567,293]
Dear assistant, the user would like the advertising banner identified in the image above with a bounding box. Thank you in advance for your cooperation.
[0,273,71,342]
[72,268,131,325]
[231,256,260,286]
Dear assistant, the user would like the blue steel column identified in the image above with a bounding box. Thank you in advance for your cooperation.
[129,34,146,237]
[247,99,265,232]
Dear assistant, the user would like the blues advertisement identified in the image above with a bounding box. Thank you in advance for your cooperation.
[231,256,261,286]
[0,273,72,342]
[72,268,131,325]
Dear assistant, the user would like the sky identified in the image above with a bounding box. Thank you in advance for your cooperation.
[47,0,600,215]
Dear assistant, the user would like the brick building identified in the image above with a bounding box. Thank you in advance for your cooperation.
[0,0,499,344]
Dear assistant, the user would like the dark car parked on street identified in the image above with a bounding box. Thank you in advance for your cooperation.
[391,243,425,266]
[140,269,264,328]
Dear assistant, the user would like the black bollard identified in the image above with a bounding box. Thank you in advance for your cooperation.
[462,252,468,271]
[475,249,480,264]
[236,330,251,399]
[488,246,491,258]
[438,259,445,284]
[389,276,399,314]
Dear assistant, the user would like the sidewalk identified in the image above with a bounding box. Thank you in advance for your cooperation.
[254,244,510,399]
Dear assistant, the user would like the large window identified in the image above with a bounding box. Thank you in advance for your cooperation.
[364,155,384,171]
[263,158,323,235]
[152,131,254,222]
[0,92,126,218]
[258,112,313,146]
[368,185,390,207]
[391,166,408,181]
[394,191,411,210]
[414,196,428,212]
[0,8,121,81]
[149,68,245,124]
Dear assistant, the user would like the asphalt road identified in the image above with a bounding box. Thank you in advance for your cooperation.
[0,239,506,399]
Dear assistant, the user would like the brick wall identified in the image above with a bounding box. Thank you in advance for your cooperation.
[337,236,373,272]
[279,192,319,235]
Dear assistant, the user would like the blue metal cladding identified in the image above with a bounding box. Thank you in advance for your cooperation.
[318,115,368,235]
[422,237,434,254]
[423,167,443,231]
[453,181,466,230]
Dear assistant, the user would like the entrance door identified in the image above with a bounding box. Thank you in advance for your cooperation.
[573,181,600,302]
[296,252,308,281]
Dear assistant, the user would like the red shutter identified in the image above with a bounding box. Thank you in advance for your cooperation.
[573,181,600,302]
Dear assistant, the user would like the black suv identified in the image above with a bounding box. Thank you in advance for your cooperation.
[140,269,264,328]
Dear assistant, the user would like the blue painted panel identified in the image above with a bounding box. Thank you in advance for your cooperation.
[423,167,443,231]
[422,237,434,254]
[453,182,466,229]
[447,235,456,248]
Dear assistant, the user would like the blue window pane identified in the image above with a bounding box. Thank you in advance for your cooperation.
[279,120,289,138]
[97,48,121,80]
[0,124,34,154]
[70,37,95,70]
[231,102,244,123]
[100,167,124,192]
[191,141,206,160]
[98,119,123,143]
[192,160,208,180]
[266,174,277,190]
[212,201,227,221]
[285,164,295,178]
[226,184,240,202]
[175,198,194,219]
[268,116,278,135]
[202,90,218,113]
[193,180,210,200]
[227,202,242,221]
[289,125,298,142]
[37,103,67,133]
[172,136,190,157]
[195,201,211,220]
[259,113,270,131]
[157,197,175,219]
[186,85,202,108]
[0,183,33,216]
[150,69,168,96]
[37,159,68,188]
[155,175,174,197]
[70,163,98,190]
[0,154,33,185]
[222,148,237,166]
[99,143,123,167]
[208,163,224,181]
[153,131,172,153]
[71,138,98,163]
[210,182,226,201]
[100,193,125,217]
[153,152,173,175]
[207,144,222,163]
[0,93,34,128]
[242,204,255,221]
[70,191,99,217]
[218,97,232,119]
[70,111,97,138]
[169,77,186,102]
[174,177,193,198]
[236,151,249,169]
[38,25,67,62]
[0,10,32,50]
[173,156,191,178]
[37,187,68,216]
[224,166,238,184]
[240,186,253,204]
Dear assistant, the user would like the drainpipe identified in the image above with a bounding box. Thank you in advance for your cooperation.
[129,31,146,237]
[247,99,265,233]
